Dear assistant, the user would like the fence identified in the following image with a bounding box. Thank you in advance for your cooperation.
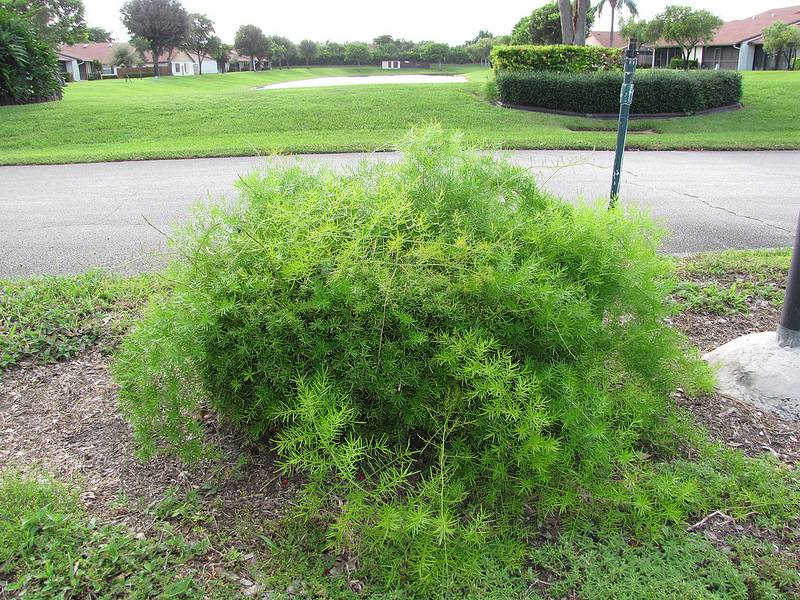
[117,66,170,78]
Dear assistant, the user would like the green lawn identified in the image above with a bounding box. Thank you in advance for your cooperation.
[0,67,798,165]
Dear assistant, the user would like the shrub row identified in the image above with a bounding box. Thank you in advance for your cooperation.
[496,69,742,114]
[491,44,621,73]
[670,57,699,70]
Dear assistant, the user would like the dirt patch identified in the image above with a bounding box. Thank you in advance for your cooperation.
[0,352,295,533]
[668,265,799,465]
[669,304,781,354]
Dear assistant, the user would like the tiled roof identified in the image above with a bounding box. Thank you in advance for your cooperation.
[589,5,800,49]
[710,5,800,45]
[587,31,631,48]
[58,42,118,63]
[58,43,197,65]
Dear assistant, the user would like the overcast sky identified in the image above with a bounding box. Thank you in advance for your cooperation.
[85,1,786,45]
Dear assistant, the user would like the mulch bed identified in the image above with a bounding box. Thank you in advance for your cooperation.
[0,352,295,535]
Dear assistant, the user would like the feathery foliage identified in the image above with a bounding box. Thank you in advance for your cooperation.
[114,127,730,591]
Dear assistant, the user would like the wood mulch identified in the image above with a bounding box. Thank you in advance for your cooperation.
[0,351,295,535]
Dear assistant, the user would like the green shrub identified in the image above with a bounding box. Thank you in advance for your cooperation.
[670,57,699,69]
[496,69,742,114]
[491,44,621,73]
[115,127,717,591]
[0,8,63,104]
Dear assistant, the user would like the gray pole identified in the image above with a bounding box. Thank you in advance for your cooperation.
[777,212,800,347]
[609,39,638,208]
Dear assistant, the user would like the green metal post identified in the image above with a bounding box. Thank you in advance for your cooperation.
[609,40,639,208]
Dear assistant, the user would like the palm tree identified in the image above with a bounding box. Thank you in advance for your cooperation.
[597,0,638,48]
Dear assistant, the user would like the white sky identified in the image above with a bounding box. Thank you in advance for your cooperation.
[85,1,786,45]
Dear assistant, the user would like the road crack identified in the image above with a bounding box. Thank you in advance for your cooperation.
[625,180,794,235]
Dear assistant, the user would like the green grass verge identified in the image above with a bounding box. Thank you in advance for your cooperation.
[673,248,790,315]
[0,472,227,598]
[0,68,798,165]
[0,271,159,369]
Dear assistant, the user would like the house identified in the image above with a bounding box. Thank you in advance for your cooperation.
[588,5,800,70]
[698,5,800,70]
[381,60,430,69]
[229,50,260,71]
[140,49,214,76]
[58,42,118,80]
[586,31,630,50]
[58,42,219,79]
[56,51,82,81]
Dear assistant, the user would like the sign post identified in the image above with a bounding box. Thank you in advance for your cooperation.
[778,211,800,347]
[609,39,648,209]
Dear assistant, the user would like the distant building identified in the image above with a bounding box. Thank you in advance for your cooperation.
[381,60,431,70]
[57,42,218,79]
[588,5,800,70]
[57,42,118,80]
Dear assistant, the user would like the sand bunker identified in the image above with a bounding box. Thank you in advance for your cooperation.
[259,74,468,90]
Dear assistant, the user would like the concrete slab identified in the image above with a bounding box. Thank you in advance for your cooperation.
[704,331,800,421]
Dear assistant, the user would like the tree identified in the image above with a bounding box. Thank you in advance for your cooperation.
[318,41,344,65]
[298,39,318,66]
[596,0,637,48]
[557,0,591,45]
[120,0,189,77]
[0,6,62,103]
[650,6,722,69]
[466,30,493,45]
[183,13,214,74]
[269,35,296,67]
[619,16,658,46]
[466,36,500,67]
[234,24,269,70]
[208,37,230,72]
[420,41,449,70]
[762,21,800,70]
[511,15,533,44]
[344,41,370,66]
[113,45,135,67]
[1,0,86,45]
[512,1,595,46]
[271,43,286,69]
[86,25,112,42]
[373,34,393,45]
[129,34,149,60]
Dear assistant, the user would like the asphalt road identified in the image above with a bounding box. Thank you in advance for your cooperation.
[2,150,798,277]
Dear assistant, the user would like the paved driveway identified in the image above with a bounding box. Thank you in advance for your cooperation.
[1,151,798,276]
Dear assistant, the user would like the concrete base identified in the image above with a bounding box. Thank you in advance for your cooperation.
[704,331,800,421]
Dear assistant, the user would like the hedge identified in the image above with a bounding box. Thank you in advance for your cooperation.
[491,44,622,73]
[670,57,699,70]
[496,69,742,115]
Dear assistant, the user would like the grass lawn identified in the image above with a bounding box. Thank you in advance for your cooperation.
[1,249,799,598]
[0,67,798,165]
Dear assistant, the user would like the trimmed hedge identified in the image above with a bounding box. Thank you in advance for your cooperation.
[670,57,699,70]
[496,69,742,115]
[491,44,621,73]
